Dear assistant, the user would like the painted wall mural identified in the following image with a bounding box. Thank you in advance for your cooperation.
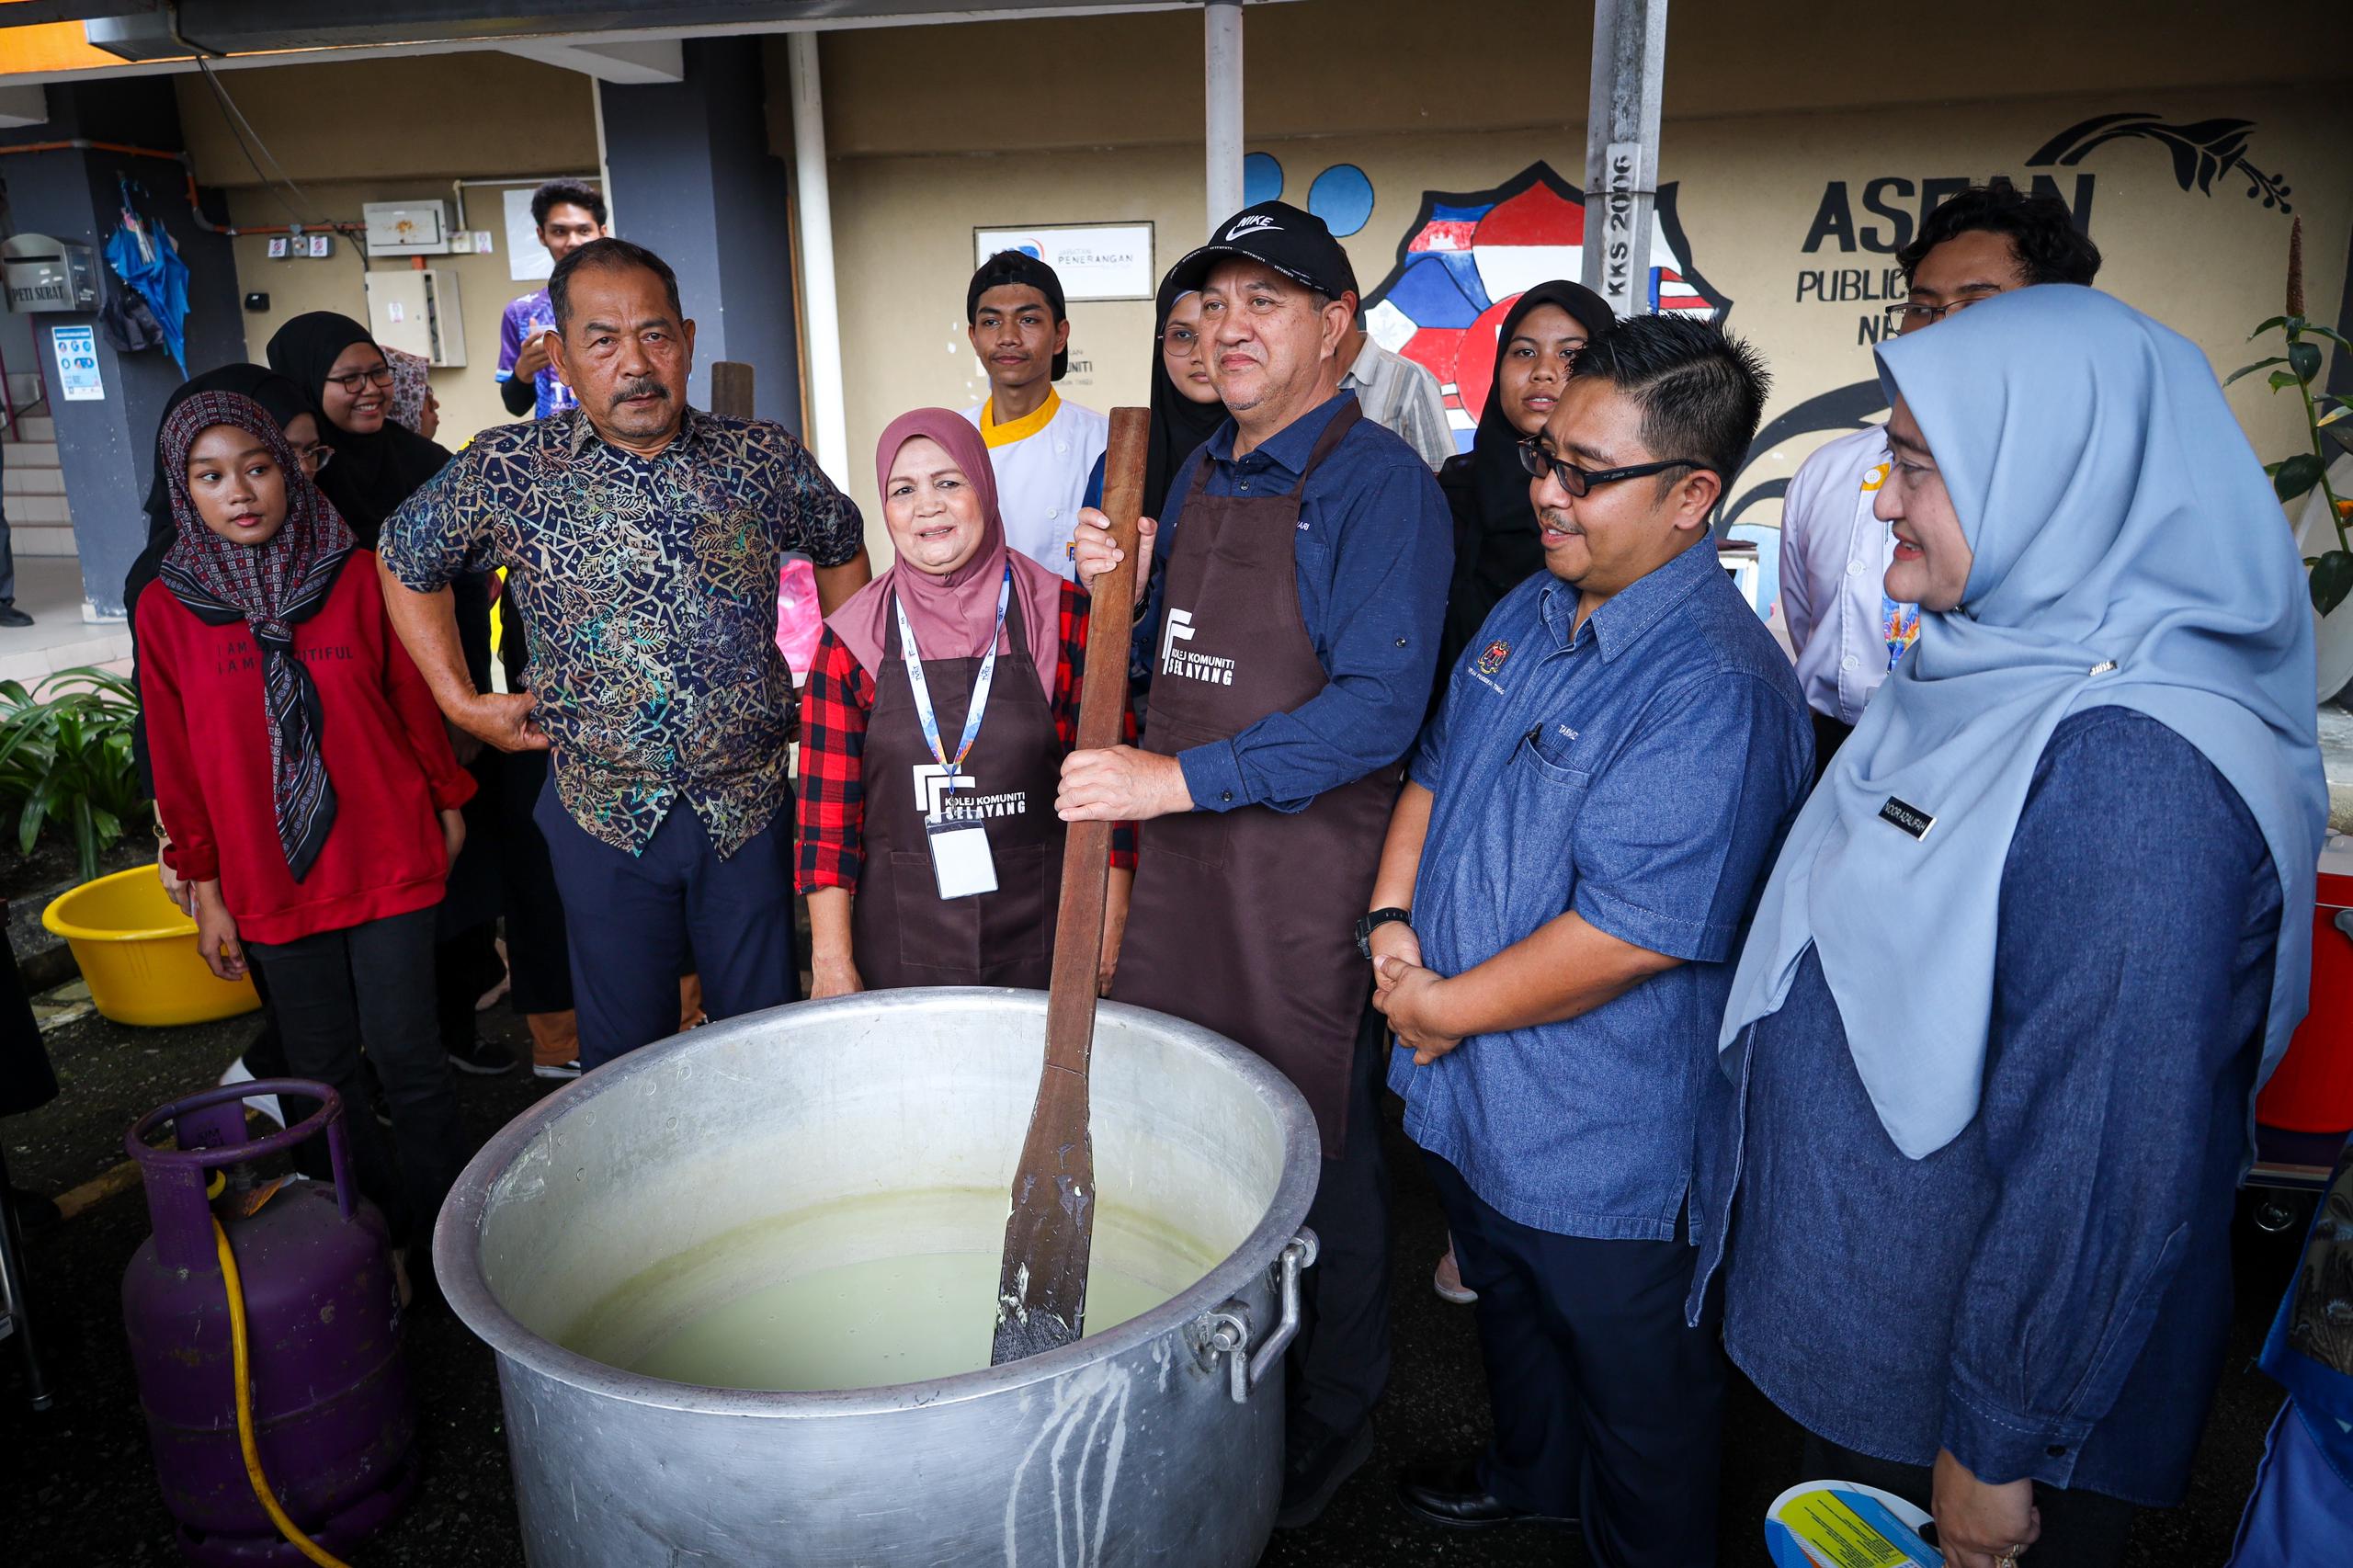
[1357,161,1729,454]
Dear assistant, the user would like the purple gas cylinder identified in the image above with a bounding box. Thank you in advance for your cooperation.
[122,1079,417,1564]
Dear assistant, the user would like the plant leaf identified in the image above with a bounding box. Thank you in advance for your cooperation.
[2290,342,2324,384]
[2313,551,2353,615]
[2226,356,2290,385]
[2277,452,2327,503]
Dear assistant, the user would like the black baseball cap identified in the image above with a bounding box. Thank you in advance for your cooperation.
[968,250,1070,381]
[1166,200,1358,301]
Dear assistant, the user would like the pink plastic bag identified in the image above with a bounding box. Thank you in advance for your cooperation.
[776,554,824,687]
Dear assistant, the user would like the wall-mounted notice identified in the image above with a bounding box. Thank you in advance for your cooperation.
[972,223,1154,301]
[51,324,103,402]
[505,187,548,283]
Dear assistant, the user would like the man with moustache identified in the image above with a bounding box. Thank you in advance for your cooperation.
[1062,199,1452,1528]
[379,237,870,1069]
[1366,314,1809,1564]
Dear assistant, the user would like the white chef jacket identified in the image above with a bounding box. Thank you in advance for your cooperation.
[1779,424,1919,726]
[961,390,1108,581]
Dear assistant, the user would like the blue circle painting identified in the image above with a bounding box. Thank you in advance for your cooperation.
[1308,164,1375,237]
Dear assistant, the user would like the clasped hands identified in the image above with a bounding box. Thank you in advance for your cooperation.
[1367,922,1464,1065]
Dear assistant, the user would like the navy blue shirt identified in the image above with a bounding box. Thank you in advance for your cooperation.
[1133,392,1451,812]
[1697,709,2281,1504]
[1391,539,1811,1240]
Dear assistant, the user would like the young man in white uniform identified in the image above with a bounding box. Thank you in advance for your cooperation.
[961,252,1109,579]
[1778,184,2102,778]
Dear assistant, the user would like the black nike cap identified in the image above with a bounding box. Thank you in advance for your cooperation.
[1165,200,1358,302]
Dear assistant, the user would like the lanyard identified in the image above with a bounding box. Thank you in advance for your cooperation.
[894,563,1011,803]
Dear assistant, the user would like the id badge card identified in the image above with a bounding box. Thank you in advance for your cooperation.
[926,816,998,900]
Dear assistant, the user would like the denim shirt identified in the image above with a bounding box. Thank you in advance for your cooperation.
[1391,540,1811,1239]
[1131,392,1452,814]
[1695,710,2281,1504]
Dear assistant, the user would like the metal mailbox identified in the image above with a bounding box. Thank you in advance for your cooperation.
[3,233,100,312]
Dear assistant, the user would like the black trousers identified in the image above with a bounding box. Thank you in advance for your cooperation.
[535,782,799,1070]
[244,907,465,1246]
[1425,1153,1725,1568]
[1810,708,1854,786]
[1801,1432,2137,1568]
[1287,1002,1392,1437]
[493,748,574,1016]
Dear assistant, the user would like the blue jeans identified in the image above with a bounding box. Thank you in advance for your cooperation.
[535,782,800,1070]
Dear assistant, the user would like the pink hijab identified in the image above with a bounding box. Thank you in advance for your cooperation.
[826,409,1065,700]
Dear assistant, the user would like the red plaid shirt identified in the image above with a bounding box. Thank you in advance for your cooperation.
[797,578,1137,892]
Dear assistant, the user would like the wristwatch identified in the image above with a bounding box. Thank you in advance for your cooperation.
[1355,907,1412,960]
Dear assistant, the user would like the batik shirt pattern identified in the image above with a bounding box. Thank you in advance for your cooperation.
[381,408,864,857]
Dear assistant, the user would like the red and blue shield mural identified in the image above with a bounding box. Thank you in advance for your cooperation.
[1359,162,1733,453]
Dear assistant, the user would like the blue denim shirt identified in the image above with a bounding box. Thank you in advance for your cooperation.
[1390,539,1811,1240]
[1695,710,2281,1504]
[1131,392,1451,813]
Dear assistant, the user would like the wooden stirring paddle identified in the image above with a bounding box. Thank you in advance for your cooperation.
[992,406,1148,1365]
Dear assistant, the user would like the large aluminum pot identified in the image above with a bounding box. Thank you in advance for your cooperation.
[435,987,1319,1567]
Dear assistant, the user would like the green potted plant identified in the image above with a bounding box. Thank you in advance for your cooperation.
[2231,218,2353,616]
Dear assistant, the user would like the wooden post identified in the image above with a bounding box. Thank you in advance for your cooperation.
[710,360,756,420]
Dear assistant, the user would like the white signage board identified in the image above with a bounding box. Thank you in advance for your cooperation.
[50,324,103,402]
[505,187,551,283]
[972,223,1154,302]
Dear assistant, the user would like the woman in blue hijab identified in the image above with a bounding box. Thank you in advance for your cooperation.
[1696,286,2326,1568]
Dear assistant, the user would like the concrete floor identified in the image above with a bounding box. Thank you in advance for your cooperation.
[0,992,2316,1566]
[0,555,132,687]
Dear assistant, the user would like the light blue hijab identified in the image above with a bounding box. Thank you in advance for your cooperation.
[1722,285,2326,1160]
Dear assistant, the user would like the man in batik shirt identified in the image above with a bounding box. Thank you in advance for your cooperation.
[381,238,870,1068]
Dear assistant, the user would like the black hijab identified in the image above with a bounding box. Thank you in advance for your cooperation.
[1437,280,1615,691]
[266,312,451,546]
[1142,267,1232,521]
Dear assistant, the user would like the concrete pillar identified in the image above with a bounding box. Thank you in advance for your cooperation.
[597,39,805,434]
[0,78,244,619]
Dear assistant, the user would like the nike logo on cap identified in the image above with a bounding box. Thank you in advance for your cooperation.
[1227,215,1279,237]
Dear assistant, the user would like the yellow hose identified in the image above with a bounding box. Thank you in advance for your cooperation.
[212,1215,355,1568]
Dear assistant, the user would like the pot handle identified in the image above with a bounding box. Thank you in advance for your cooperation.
[1200,1229,1319,1404]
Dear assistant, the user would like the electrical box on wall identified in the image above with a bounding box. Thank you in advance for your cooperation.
[364,269,467,368]
[362,200,452,256]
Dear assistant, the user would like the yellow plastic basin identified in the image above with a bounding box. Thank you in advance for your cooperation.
[40,866,261,1027]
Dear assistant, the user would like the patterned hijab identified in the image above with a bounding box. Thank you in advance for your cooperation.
[827,409,1065,701]
[383,346,432,434]
[158,392,358,882]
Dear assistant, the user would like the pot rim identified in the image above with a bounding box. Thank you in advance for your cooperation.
[431,987,1323,1417]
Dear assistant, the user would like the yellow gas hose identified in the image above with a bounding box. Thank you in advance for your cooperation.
[212,1214,356,1568]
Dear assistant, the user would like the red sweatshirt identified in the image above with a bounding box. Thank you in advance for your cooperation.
[137,550,476,946]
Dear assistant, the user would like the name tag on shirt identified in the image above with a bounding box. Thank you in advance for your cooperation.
[927,818,998,900]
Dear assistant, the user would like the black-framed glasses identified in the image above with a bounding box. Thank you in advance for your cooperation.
[1882,292,1998,334]
[293,440,334,474]
[324,363,394,393]
[1517,437,1711,496]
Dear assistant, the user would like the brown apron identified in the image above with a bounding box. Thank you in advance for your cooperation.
[854,587,1065,990]
[1112,402,1399,1155]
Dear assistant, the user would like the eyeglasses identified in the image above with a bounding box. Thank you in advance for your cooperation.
[1161,324,1203,357]
[323,363,394,394]
[1517,438,1711,496]
[293,441,334,474]
[1883,292,1998,334]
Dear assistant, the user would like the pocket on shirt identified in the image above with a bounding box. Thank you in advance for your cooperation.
[1507,729,1593,843]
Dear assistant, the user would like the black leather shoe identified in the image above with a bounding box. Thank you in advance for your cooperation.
[1276,1415,1375,1530]
[0,605,32,629]
[1397,1458,1578,1530]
